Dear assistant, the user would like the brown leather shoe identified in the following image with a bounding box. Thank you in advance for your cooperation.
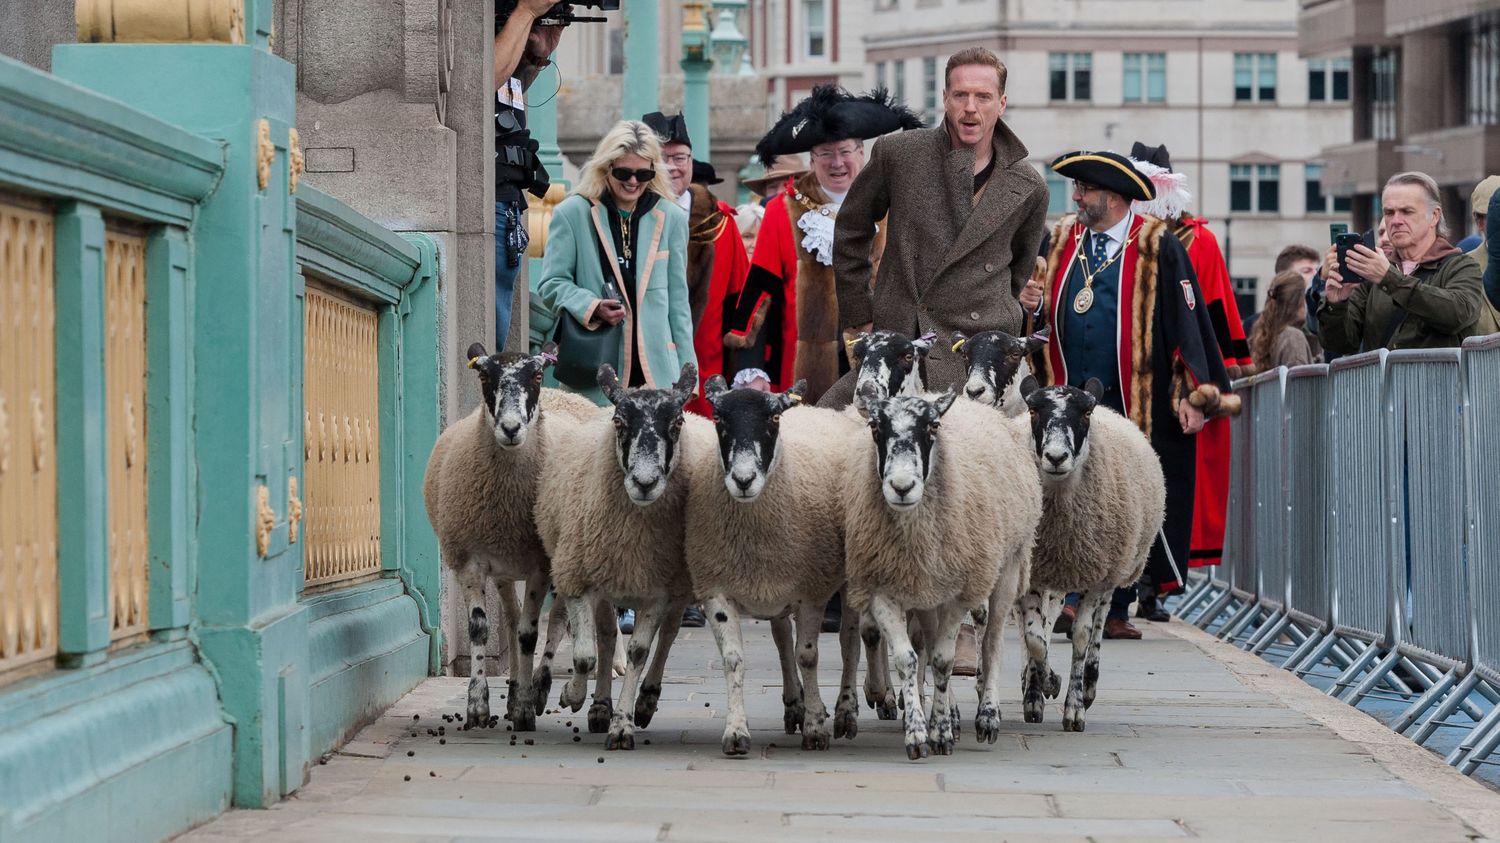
[952,622,979,676]
[1053,605,1076,635]
[1103,618,1142,640]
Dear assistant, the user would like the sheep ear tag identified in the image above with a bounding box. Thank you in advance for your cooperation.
[951,338,967,353]
[468,356,483,370]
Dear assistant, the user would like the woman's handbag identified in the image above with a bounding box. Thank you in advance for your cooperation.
[551,278,623,389]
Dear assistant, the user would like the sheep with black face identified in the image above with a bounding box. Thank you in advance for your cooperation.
[842,383,1041,760]
[1016,375,1165,733]
[422,342,601,733]
[952,328,1048,415]
[683,376,864,755]
[536,363,710,751]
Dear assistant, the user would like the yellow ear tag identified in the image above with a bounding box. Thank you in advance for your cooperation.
[951,339,967,353]
[788,393,803,404]
[467,356,482,369]
[844,336,861,348]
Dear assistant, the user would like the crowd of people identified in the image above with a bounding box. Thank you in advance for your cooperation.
[495,1,1500,661]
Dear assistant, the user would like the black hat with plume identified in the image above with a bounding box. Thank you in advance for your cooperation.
[755,85,923,164]
[642,112,692,148]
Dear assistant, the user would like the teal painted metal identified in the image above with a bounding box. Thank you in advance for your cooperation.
[146,226,195,633]
[52,201,112,664]
[681,9,712,158]
[621,0,660,119]
[295,186,421,306]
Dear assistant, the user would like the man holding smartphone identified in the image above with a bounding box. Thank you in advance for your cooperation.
[1318,171,1484,354]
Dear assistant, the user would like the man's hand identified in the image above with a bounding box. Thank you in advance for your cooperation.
[1178,399,1205,435]
[1322,244,1353,304]
[520,0,556,16]
[1345,243,1391,286]
[1018,256,1047,312]
[596,299,626,326]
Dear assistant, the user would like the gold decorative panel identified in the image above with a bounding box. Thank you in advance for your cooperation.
[105,231,149,641]
[0,203,58,675]
[303,284,381,588]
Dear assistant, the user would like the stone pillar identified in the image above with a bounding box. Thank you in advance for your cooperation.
[0,0,75,70]
[621,0,659,118]
[55,0,310,808]
[681,3,712,159]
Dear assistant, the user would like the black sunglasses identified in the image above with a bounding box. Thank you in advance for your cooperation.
[611,167,655,184]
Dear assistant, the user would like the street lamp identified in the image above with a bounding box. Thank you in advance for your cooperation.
[681,3,713,159]
[709,0,750,77]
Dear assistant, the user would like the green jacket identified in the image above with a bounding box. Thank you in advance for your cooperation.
[1316,243,1484,355]
[529,193,697,405]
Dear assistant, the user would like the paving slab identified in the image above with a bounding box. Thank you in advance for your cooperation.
[177,617,1500,841]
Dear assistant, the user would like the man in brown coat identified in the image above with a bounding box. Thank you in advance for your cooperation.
[822,47,1050,408]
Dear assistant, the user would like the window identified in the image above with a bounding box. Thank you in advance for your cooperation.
[803,0,826,60]
[1234,52,1276,102]
[893,60,906,106]
[1371,48,1399,140]
[1232,276,1258,319]
[1308,58,1351,102]
[1467,17,1499,126]
[608,28,624,75]
[922,56,939,125]
[1231,164,1280,213]
[1049,53,1092,102]
[1305,164,1352,214]
[874,61,887,91]
[1045,170,1071,215]
[1123,52,1166,103]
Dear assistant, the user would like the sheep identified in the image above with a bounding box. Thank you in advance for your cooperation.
[951,328,1048,416]
[422,342,601,732]
[684,376,865,755]
[535,362,708,750]
[1015,375,1166,732]
[843,383,1041,759]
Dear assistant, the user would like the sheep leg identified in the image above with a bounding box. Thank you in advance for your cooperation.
[861,609,898,720]
[515,571,551,717]
[870,595,929,760]
[976,587,1011,742]
[634,598,684,729]
[462,573,491,728]
[770,614,804,734]
[498,583,534,731]
[558,595,596,713]
[589,599,618,734]
[703,594,751,756]
[1019,588,1051,724]
[909,614,927,714]
[1063,589,1110,732]
[834,605,861,740]
[793,601,831,750]
[607,600,663,751]
[536,589,569,710]
[923,604,967,756]
[1081,597,1107,711]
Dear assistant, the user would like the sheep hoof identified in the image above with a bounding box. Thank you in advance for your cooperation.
[1044,669,1062,699]
[606,727,635,751]
[974,706,1002,744]
[927,723,955,756]
[876,698,899,721]
[721,729,751,757]
[1062,711,1085,733]
[511,701,537,732]
[1023,706,1044,724]
[833,701,859,740]
[558,680,587,712]
[531,666,553,710]
[904,738,931,761]
[782,700,805,735]
[465,678,490,727]
[634,684,661,729]
[504,679,520,720]
[588,700,613,734]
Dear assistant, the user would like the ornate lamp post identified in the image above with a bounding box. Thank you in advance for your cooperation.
[709,0,750,77]
[681,3,712,159]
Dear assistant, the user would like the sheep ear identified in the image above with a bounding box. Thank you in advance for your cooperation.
[597,365,624,404]
[912,331,937,354]
[538,341,559,368]
[704,375,729,402]
[847,332,871,363]
[1018,374,1041,400]
[856,380,883,419]
[781,379,807,409]
[949,330,968,354]
[673,362,698,396]
[466,342,489,369]
[932,387,959,418]
[1083,377,1105,400]
[1024,329,1049,355]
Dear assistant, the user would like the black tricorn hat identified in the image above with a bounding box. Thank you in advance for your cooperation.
[1051,150,1157,202]
[1129,141,1172,172]
[691,159,723,186]
[755,85,924,164]
[642,111,692,148]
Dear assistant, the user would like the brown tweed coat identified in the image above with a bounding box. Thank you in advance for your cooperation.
[822,121,1048,407]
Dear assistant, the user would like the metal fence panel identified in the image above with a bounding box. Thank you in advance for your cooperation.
[1328,351,1391,641]
[1223,381,1255,594]
[1285,365,1331,623]
[1250,370,1289,606]
[104,231,149,641]
[1465,336,1500,682]
[1387,350,1467,664]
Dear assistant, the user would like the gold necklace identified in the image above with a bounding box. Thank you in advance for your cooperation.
[619,210,632,263]
[1071,227,1125,315]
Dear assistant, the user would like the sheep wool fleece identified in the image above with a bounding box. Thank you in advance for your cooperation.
[842,398,1041,613]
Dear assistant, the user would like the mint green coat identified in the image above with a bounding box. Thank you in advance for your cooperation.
[529,193,697,405]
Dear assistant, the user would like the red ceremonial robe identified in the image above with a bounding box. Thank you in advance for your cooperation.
[728,178,801,391]
[685,194,751,417]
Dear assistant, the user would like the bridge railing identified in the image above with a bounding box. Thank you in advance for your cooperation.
[1177,337,1500,778]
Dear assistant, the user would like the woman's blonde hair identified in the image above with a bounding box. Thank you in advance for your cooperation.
[574,120,675,203]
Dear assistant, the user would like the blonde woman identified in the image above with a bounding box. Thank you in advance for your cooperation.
[530,120,696,404]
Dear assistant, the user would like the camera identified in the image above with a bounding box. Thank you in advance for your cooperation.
[496,1,619,30]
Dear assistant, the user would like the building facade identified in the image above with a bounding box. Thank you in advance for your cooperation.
[1300,0,1500,239]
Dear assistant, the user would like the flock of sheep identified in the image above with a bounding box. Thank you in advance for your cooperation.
[423,328,1166,761]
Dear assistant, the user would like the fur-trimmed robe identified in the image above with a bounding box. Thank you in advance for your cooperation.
[1037,213,1231,593]
[728,173,886,403]
[1173,216,1250,571]
[684,184,750,416]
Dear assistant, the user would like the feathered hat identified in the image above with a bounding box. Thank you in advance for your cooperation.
[1128,141,1192,221]
[642,112,692,148]
[1050,150,1156,202]
[755,85,924,164]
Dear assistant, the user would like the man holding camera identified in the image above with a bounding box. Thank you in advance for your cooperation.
[1318,171,1484,354]
[492,0,568,350]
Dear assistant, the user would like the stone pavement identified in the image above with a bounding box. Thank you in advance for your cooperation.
[179,619,1500,842]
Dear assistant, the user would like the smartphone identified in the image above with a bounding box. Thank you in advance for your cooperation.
[1335,232,1364,283]
[1329,223,1349,243]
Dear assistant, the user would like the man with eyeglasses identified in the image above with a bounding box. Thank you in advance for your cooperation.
[642,112,750,419]
[1028,150,1231,640]
[727,86,923,405]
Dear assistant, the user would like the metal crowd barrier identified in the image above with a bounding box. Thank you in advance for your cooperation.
[1168,339,1500,779]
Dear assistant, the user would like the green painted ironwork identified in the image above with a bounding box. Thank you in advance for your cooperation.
[621,0,660,119]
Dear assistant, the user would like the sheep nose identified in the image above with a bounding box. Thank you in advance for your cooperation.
[500,422,522,440]
[1045,451,1067,468]
[965,384,985,399]
[889,477,916,497]
[732,472,755,492]
[633,474,659,494]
